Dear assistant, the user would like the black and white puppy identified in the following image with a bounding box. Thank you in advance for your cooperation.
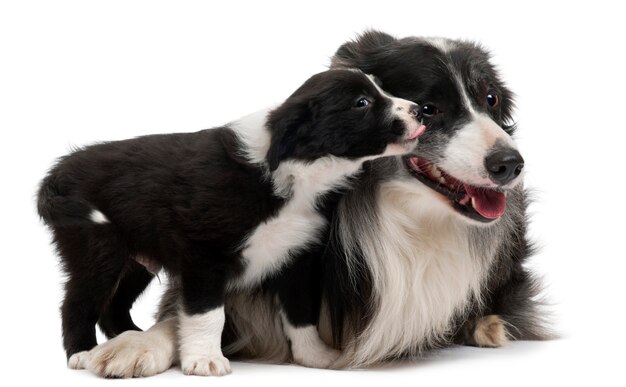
[37,69,425,375]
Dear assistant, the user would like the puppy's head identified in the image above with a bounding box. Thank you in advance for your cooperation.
[266,69,424,171]
[332,31,523,224]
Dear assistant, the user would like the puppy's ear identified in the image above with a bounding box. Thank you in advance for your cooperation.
[330,30,397,69]
[266,102,311,171]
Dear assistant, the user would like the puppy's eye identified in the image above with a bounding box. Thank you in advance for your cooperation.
[420,104,439,117]
[487,93,499,107]
[354,97,371,108]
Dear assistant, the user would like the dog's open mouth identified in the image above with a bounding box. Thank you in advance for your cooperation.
[404,156,507,223]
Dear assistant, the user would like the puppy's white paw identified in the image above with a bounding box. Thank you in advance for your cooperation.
[282,322,341,369]
[68,351,91,370]
[473,315,509,348]
[293,344,341,369]
[87,330,174,378]
[181,355,231,376]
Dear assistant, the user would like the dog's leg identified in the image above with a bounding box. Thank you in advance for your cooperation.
[277,252,340,368]
[178,246,231,376]
[87,318,178,378]
[98,260,155,339]
[55,227,129,366]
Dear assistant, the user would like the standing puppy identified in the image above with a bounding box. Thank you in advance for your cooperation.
[38,69,425,375]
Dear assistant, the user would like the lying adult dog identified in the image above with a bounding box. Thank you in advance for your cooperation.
[38,68,424,375]
[78,31,549,377]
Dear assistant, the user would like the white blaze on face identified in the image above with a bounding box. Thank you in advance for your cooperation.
[439,112,519,187]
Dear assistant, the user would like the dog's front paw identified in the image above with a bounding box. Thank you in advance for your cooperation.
[87,330,174,378]
[473,315,509,347]
[68,351,91,370]
[181,355,231,376]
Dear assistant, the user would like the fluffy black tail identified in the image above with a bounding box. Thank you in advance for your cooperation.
[37,175,101,227]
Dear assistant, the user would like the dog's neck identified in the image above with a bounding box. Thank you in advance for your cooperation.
[230,108,365,204]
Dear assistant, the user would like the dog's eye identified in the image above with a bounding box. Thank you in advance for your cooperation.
[354,97,371,108]
[420,104,439,117]
[487,93,499,107]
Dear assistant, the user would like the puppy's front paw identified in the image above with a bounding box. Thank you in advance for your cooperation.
[473,315,509,348]
[181,355,231,376]
[68,351,91,370]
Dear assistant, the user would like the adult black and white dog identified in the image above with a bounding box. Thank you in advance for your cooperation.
[37,68,425,376]
[73,31,550,378]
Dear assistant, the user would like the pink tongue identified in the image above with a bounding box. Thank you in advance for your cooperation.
[464,185,507,219]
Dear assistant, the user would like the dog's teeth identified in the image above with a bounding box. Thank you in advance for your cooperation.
[471,197,476,208]
[430,165,441,178]
[439,177,446,185]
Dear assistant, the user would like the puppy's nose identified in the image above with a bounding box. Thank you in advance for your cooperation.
[408,103,420,119]
[484,148,524,185]
[409,103,422,120]
[396,102,420,116]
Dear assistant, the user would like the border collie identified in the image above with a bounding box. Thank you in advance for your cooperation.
[37,68,425,376]
[75,31,550,378]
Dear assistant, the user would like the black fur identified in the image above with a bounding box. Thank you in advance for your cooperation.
[97,260,155,339]
[38,69,418,359]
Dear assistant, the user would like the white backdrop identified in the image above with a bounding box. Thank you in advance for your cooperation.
[1,1,624,385]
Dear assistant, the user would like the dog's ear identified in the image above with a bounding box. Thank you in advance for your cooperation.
[266,102,311,171]
[330,30,397,69]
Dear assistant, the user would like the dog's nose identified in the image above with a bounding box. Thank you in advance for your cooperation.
[484,148,524,185]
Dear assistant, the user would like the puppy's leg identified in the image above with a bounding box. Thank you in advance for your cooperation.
[98,260,155,339]
[55,227,129,365]
[179,306,230,376]
[178,247,231,376]
[87,318,178,378]
[277,252,340,368]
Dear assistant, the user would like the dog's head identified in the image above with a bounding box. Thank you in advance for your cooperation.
[332,31,523,224]
[266,69,424,171]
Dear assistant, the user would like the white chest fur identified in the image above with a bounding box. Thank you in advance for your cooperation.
[341,179,493,366]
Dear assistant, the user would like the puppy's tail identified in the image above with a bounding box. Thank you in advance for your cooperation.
[37,175,108,227]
